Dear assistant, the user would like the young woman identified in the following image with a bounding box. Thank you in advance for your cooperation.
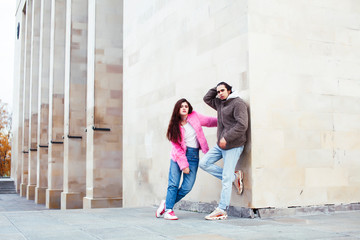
[156,98,217,220]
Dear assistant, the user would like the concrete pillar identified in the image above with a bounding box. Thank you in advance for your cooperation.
[35,0,52,204]
[27,0,41,201]
[20,0,33,198]
[83,0,123,209]
[14,5,27,193]
[46,0,66,209]
[61,0,88,210]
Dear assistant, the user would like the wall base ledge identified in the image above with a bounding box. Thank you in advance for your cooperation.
[174,200,256,218]
[174,201,360,219]
[257,202,360,218]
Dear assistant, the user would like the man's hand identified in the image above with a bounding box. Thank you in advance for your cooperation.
[219,137,227,149]
[183,167,190,174]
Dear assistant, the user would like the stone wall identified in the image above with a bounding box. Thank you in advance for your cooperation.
[248,0,360,208]
[123,0,251,207]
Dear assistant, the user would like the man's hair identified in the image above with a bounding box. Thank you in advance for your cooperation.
[217,82,232,93]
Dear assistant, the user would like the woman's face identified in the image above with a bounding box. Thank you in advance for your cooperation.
[179,102,189,117]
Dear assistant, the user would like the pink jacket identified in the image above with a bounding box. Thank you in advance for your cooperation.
[170,111,217,170]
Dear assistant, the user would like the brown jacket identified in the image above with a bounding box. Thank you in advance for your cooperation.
[203,87,248,150]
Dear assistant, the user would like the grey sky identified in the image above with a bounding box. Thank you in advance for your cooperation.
[0,2,15,112]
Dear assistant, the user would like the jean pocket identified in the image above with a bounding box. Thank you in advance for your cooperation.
[187,154,199,161]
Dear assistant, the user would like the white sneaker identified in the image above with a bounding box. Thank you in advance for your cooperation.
[205,207,228,220]
[233,170,244,195]
[155,200,166,218]
[164,209,178,220]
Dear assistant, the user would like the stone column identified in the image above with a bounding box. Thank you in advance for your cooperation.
[83,0,123,209]
[27,0,41,201]
[61,0,88,209]
[46,0,66,209]
[15,6,27,193]
[20,0,33,198]
[35,0,52,204]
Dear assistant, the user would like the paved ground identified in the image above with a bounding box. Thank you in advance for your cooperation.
[1,194,360,240]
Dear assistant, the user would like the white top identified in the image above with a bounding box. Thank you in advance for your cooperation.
[182,122,199,148]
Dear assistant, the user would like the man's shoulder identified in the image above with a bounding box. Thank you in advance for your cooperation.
[231,97,247,108]
[237,97,247,104]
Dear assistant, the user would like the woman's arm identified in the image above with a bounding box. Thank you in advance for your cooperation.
[197,112,217,127]
[171,141,189,170]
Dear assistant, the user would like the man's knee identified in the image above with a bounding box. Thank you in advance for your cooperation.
[199,158,207,170]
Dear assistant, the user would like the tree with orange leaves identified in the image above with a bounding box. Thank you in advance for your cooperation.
[0,100,11,177]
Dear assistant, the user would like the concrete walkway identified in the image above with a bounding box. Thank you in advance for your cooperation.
[1,194,360,240]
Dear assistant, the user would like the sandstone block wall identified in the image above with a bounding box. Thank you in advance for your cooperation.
[123,0,251,207]
[248,0,360,208]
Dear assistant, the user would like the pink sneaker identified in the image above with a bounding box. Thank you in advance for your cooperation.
[164,210,178,220]
[155,200,166,218]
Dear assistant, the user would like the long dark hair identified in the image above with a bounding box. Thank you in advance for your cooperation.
[166,98,193,144]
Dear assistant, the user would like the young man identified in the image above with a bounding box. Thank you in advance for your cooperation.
[199,82,248,220]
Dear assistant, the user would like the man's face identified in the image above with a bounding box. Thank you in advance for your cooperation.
[216,85,231,100]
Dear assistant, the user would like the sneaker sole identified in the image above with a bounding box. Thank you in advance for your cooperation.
[236,171,244,195]
[164,217,178,220]
[155,200,166,218]
[155,210,165,218]
[205,215,227,220]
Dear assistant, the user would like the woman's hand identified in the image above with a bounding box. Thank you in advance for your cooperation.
[183,167,190,174]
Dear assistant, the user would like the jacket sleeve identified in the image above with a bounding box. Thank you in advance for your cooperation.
[171,141,189,170]
[223,100,248,142]
[203,87,218,110]
[197,112,217,128]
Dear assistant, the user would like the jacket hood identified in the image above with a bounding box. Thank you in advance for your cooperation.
[224,90,240,101]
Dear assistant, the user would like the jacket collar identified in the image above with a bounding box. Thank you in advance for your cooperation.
[227,91,239,100]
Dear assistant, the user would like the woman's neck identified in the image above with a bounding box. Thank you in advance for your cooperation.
[180,115,187,126]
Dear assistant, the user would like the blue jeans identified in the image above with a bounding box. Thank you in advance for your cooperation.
[199,144,244,210]
[165,147,199,210]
